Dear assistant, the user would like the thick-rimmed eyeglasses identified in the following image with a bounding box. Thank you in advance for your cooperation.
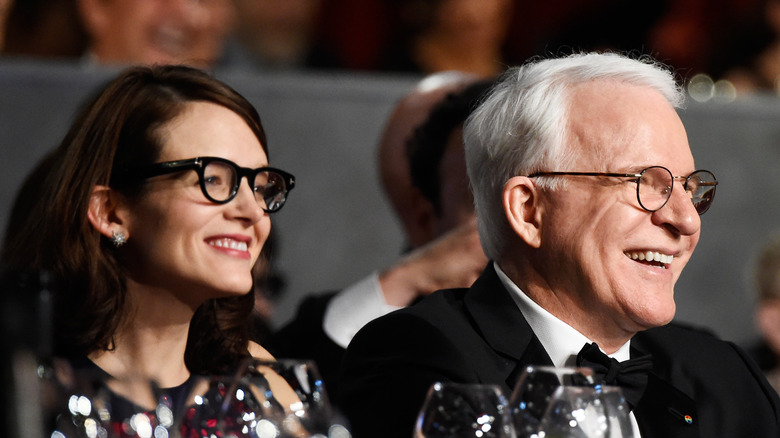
[527,166,717,215]
[133,156,295,213]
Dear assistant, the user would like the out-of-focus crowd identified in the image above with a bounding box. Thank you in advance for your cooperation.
[4,0,780,96]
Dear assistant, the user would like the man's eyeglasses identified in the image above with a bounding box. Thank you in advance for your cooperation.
[133,156,295,213]
[527,166,717,215]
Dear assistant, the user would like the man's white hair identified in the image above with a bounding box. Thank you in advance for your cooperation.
[463,52,685,260]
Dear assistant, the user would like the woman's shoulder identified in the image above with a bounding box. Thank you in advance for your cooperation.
[248,341,275,360]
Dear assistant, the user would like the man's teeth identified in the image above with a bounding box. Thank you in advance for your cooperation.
[209,239,248,251]
[626,251,673,264]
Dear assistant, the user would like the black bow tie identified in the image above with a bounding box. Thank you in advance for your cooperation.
[576,342,653,409]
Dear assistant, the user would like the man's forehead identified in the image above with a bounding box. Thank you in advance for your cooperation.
[564,81,691,171]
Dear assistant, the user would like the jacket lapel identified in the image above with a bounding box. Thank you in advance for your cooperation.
[463,265,554,391]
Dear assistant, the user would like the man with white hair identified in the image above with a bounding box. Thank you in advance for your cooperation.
[337,52,780,438]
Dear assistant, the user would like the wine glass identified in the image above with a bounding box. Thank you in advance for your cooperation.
[222,358,351,438]
[414,381,515,438]
[508,366,595,438]
[595,386,635,438]
[177,371,291,438]
[177,373,235,438]
[536,385,634,438]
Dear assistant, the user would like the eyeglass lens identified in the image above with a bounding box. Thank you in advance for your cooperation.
[685,170,717,214]
[638,166,716,214]
[203,160,288,212]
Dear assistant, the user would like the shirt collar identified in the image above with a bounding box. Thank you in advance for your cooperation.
[493,262,631,365]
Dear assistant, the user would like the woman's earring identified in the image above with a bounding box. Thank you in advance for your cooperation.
[111,230,127,248]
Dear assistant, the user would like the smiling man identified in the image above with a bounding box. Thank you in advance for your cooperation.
[336,52,780,438]
[77,0,234,68]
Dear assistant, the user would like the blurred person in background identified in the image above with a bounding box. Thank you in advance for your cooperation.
[709,0,780,95]
[324,77,494,338]
[378,71,477,248]
[0,0,12,51]
[267,72,490,388]
[502,0,741,80]
[221,0,340,71]
[380,0,513,77]
[749,235,780,392]
[2,0,87,58]
[76,0,235,68]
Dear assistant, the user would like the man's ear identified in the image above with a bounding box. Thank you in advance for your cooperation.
[503,176,542,248]
[87,185,129,240]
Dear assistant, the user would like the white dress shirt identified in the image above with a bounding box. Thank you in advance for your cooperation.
[494,262,642,437]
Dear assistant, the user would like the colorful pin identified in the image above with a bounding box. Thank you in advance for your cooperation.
[668,407,694,425]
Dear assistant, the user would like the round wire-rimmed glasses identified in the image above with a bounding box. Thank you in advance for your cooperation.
[527,166,718,215]
[128,156,295,213]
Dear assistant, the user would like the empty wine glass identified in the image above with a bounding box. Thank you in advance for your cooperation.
[595,386,634,438]
[177,373,236,438]
[222,358,351,438]
[414,381,515,438]
[536,385,634,438]
[177,371,291,438]
[509,366,595,438]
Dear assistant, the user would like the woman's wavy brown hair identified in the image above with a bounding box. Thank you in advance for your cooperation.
[3,65,267,374]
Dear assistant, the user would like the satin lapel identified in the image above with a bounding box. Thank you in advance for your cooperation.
[463,265,554,391]
[633,373,698,438]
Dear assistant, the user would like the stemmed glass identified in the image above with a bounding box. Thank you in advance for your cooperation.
[177,373,254,438]
[509,366,595,438]
[414,381,515,438]
[536,385,634,438]
[222,358,351,438]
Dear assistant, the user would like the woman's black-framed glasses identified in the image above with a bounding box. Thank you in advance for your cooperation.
[135,156,295,213]
[527,166,717,215]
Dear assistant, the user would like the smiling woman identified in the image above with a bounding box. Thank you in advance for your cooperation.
[0,66,294,394]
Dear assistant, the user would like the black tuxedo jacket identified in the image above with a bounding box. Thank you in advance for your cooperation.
[336,265,780,438]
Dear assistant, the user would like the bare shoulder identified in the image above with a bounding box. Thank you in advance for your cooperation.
[248,341,275,360]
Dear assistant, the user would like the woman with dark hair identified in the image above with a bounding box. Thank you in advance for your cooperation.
[1,64,294,392]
